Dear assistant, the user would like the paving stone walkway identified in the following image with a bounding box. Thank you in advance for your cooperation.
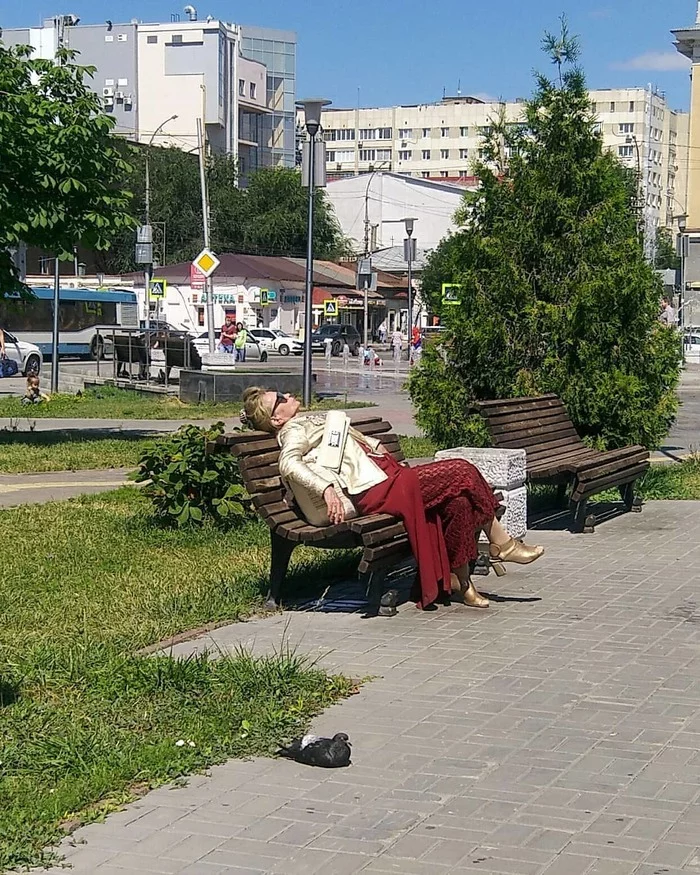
[40,501,700,875]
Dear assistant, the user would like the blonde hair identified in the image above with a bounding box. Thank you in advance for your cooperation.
[242,386,275,433]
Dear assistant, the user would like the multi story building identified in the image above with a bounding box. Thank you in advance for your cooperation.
[3,14,296,175]
[318,88,688,241]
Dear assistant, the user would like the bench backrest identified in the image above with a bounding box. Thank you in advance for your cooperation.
[212,415,404,532]
[476,394,585,462]
[159,335,202,370]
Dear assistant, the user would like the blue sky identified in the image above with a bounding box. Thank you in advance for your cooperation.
[3,0,695,110]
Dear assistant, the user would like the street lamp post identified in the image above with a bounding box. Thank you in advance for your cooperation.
[297,97,331,407]
[143,115,178,334]
[382,217,418,359]
[677,214,688,363]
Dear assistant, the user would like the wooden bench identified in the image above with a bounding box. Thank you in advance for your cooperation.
[210,415,503,613]
[475,394,649,532]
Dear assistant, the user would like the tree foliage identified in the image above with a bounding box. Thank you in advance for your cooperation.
[0,43,134,292]
[655,227,681,271]
[409,19,681,451]
[98,154,351,273]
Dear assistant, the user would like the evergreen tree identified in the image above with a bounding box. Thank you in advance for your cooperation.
[409,20,681,451]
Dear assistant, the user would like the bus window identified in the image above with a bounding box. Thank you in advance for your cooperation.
[59,301,117,330]
[0,299,53,332]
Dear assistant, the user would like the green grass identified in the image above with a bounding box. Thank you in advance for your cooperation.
[398,435,437,459]
[0,489,357,870]
[0,431,153,473]
[0,385,373,421]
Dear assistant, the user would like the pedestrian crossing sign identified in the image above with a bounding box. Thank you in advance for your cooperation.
[150,278,167,298]
[441,283,461,306]
[324,299,338,317]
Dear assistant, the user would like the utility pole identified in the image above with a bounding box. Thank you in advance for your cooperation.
[197,117,216,354]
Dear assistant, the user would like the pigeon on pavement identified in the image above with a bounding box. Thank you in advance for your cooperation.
[277,733,352,768]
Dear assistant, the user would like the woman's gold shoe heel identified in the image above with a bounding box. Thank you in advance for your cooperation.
[491,561,507,578]
[490,538,544,566]
[461,580,489,609]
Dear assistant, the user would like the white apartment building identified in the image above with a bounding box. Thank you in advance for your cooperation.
[319,88,688,242]
[3,14,297,177]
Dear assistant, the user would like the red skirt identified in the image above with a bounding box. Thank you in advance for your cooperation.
[355,455,499,609]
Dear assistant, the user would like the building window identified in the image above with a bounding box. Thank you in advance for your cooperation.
[117,33,127,42]
[459,148,469,159]
[359,127,392,140]
[326,129,355,141]
[171,34,183,44]
[440,149,449,159]
[422,127,431,137]
[422,171,431,178]
[460,126,469,137]
[250,83,256,99]
[441,127,450,137]
[376,149,392,161]
[478,125,492,136]
[399,128,413,138]
[610,101,615,112]
[618,145,634,158]
[619,122,634,134]
[422,149,431,160]
[629,100,635,112]
[359,149,376,162]
[105,35,114,42]
[459,169,470,178]
[398,150,412,160]
[146,35,157,44]
[239,79,245,96]
[336,149,354,163]
[440,170,449,177]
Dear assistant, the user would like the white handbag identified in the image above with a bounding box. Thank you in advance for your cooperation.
[316,410,351,473]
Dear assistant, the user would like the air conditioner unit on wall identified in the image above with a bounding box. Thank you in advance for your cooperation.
[115,91,125,100]
[102,86,114,97]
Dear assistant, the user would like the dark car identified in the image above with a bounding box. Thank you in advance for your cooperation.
[311,324,361,356]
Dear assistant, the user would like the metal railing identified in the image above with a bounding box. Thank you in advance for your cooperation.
[94,327,199,389]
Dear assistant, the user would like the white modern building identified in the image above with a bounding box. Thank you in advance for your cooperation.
[317,88,688,246]
[3,14,297,175]
[326,172,469,253]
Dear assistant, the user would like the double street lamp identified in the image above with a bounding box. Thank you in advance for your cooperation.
[296,97,331,407]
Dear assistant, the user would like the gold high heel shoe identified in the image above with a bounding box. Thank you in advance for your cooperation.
[489,538,544,565]
[461,579,489,609]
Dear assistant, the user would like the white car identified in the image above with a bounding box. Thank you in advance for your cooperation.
[249,328,303,356]
[684,332,700,364]
[1,329,43,375]
[192,330,268,362]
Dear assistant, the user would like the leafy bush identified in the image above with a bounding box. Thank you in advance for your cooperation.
[409,21,682,452]
[132,422,254,527]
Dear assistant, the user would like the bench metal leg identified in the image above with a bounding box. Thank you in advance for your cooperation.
[268,531,295,610]
[556,483,568,507]
[570,497,595,533]
[620,480,643,513]
[362,570,397,617]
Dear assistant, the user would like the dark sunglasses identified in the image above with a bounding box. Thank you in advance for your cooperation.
[271,392,287,416]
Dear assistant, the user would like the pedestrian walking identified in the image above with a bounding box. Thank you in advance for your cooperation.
[234,322,248,362]
[378,320,387,345]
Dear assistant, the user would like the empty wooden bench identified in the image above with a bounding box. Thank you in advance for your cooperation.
[475,394,649,532]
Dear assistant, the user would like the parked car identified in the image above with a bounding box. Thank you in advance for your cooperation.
[0,329,43,375]
[311,324,361,356]
[192,330,268,362]
[684,332,700,364]
[249,328,303,357]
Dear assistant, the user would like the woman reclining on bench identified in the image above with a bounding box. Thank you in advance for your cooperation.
[242,387,545,612]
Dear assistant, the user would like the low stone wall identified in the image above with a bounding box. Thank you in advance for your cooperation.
[179,369,307,404]
[435,446,528,539]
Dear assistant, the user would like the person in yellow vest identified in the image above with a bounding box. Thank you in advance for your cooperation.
[234,322,248,362]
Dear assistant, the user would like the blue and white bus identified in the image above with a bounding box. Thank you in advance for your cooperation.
[0,287,139,359]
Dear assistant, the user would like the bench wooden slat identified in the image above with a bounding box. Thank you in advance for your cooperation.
[574,446,648,476]
[348,514,399,534]
[529,449,599,478]
[489,410,571,434]
[352,420,393,436]
[495,422,581,446]
[230,437,279,456]
[252,489,284,509]
[575,451,650,484]
[477,393,559,410]
[240,450,282,472]
[246,475,283,493]
[498,427,582,450]
[362,521,407,545]
[572,462,649,502]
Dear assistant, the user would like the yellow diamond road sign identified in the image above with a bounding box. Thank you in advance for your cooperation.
[324,299,338,317]
[193,248,220,278]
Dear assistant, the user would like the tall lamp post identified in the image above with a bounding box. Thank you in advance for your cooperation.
[143,114,178,330]
[296,97,331,407]
[677,213,688,363]
[382,217,418,358]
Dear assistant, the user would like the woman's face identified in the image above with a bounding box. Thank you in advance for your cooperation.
[264,391,300,429]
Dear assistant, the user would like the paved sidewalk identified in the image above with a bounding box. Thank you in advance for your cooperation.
[41,501,700,875]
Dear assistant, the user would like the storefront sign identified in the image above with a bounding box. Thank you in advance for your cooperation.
[282,294,302,304]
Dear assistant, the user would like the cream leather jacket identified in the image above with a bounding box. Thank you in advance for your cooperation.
[278,413,388,527]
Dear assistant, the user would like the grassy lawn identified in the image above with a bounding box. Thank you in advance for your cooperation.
[0,386,374,421]
[0,489,357,870]
[0,431,152,474]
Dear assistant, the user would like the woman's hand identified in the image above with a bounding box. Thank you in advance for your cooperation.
[324,485,346,525]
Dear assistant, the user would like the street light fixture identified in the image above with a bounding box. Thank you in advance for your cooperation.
[383,217,418,358]
[296,97,331,407]
[676,214,688,357]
